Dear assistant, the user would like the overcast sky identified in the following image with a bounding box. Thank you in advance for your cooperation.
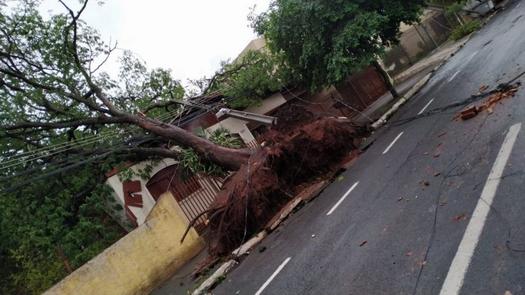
[39,0,271,85]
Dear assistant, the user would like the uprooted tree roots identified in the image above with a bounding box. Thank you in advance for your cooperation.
[204,117,364,256]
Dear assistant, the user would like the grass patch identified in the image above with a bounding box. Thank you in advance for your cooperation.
[450,20,482,41]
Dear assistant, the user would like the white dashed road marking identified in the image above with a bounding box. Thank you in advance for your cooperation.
[383,132,404,155]
[448,71,461,82]
[465,51,479,64]
[418,98,435,115]
[326,182,359,216]
[255,257,292,295]
[440,123,522,295]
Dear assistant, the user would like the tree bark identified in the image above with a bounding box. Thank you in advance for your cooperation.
[131,116,252,171]
[372,61,399,99]
[90,85,253,171]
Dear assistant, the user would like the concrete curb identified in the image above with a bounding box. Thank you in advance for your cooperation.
[191,260,237,295]
[191,180,331,295]
[370,34,474,130]
[371,72,433,129]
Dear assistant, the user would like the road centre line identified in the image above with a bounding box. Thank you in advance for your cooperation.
[447,51,477,83]
[465,50,479,64]
[326,182,359,216]
[448,70,461,82]
[439,123,522,295]
[418,98,435,115]
[383,132,404,155]
[255,257,292,295]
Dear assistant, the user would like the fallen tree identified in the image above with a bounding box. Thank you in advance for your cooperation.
[0,0,426,291]
[206,117,363,255]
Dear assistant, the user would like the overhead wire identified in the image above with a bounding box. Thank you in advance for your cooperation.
[0,104,188,178]
[1,109,182,171]
[3,107,181,162]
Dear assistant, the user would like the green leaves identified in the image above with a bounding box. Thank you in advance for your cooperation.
[180,128,244,176]
[212,50,290,109]
[254,0,426,91]
[0,171,125,294]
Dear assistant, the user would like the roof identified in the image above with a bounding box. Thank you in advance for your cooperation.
[169,92,225,127]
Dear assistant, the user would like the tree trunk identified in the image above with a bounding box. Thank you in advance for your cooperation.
[372,61,399,99]
[132,116,252,171]
[55,246,73,274]
[454,12,465,26]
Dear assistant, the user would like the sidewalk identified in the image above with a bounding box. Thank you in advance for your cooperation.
[352,37,470,125]
[152,249,217,295]
[394,39,464,84]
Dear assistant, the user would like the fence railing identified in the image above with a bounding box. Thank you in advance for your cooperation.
[175,175,224,233]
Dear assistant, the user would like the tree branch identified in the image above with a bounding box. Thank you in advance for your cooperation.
[4,116,132,131]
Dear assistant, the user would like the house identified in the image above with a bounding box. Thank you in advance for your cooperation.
[105,38,393,233]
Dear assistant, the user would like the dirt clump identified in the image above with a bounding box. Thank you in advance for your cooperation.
[206,117,363,256]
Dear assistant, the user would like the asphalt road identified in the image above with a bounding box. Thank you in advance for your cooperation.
[213,2,525,294]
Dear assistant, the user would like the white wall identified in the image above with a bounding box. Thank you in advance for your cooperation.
[106,158,178,226]
[206,92,287,144]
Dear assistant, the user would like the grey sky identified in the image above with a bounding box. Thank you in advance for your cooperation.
[39,0,271,84]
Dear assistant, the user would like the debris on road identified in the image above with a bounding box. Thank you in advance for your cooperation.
[359,241,368,247]
[479,84,489,93]
[433,143,444,158]
[460,105,479,120]
[453,213,469,222]
[459,83,520,120]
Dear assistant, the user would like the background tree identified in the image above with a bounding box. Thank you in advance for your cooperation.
[207,50,291,109]
[253,0,426,94]
[0,0,253,292]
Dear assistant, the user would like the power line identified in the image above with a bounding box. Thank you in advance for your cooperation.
[1,110,182,170]
[3,107,180,163]
[0,152,113,194]
[3,108,180,161]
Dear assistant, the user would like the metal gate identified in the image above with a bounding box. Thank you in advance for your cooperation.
[335,66,389,111]
[146,165,224,233]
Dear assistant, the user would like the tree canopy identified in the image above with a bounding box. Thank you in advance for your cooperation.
[210,50,290,109]
[253,0,426,91]
[0,1,251,292]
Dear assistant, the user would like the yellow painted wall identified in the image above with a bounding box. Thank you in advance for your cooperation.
[44,193,205,295]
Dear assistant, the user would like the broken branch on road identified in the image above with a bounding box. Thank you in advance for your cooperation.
[391,69,525,127]
[459,83,520,120]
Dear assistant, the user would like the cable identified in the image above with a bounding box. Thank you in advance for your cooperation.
[3,107,180,163]
[1,110,181,170]
[0,151,113,194]
[390,71,525,128]
[411,112,491,294]
[3,108,180,162]
[1,107,186,185]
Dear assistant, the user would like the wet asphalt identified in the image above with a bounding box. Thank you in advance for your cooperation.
[213,2,525,294]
